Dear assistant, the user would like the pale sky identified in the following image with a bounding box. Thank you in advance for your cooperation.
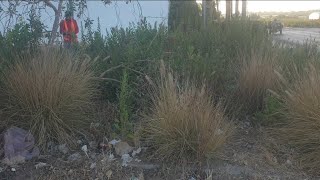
[217,1,320,14]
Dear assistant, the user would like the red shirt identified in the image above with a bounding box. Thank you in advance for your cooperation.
[59,19,79,42]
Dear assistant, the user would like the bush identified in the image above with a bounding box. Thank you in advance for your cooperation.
[272,64,320,175]
[2,49,96,149]
[237,51,277,114]
[142,62,234,162]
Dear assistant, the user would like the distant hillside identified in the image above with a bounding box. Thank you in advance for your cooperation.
[255,10,320,19]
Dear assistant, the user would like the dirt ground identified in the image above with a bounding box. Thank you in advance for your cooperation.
[0,118,314,180]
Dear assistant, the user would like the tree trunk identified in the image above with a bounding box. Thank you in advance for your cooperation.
[226,0,231,21]
[45,0,63,45]
[242,0,247,19]
[235,0,239,17]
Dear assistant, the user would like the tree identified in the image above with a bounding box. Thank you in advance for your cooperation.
[168,0,201,31]
[0,0,111,45]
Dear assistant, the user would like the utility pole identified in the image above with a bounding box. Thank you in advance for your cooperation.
[235,0,239,17]
[226,0,231,21]
[202,0,207,28]
[242,0,247,19]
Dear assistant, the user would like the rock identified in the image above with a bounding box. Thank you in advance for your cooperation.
[90,162,96,169]
[121,154,133,167]
[114,142,133,156]
[286,159,292,165]
[132,148,141,157]
[3,155,25,166]
[106,170,112,179]
[89,141,97,149]
[67,153,82,162]
[35,162,47,169]
[11,168,16,172]
[58,144,69,154]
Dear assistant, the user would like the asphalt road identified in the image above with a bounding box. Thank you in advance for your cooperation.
[273,27,320,44]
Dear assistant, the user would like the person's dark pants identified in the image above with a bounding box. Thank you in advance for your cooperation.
[64,41,71,49]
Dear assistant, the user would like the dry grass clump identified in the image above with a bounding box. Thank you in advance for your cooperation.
[143,62,234,162]
[238,52,277,113]
[272,64,320,175]
[3,49,96,149]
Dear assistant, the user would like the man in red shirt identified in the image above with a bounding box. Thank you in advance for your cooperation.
[60,11,79,49]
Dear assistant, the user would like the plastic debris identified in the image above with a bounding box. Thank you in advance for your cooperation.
[11,168,16,172]
[3,127,39,165]
[109,139,120,146]
[121,153,133,167]
[132,147,142,157]
[108,153,115,162]
[35,162,47,169]
[81,145,89,158]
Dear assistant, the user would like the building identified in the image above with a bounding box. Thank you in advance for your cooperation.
[309,12,320,20]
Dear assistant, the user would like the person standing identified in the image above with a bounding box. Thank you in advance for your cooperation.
[60,11,79,49]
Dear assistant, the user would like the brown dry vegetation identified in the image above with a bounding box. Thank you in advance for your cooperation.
[270,64,320,175]
[2,49,96,149]
[142,62,234,162]
[238,51,278,114]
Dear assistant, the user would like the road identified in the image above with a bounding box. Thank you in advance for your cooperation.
[273,27,320,44]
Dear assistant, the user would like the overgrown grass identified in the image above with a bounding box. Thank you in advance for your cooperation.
[270,64,320,175]
[237,51,278,114]
[142,62,234,162]
[2,49,96,149]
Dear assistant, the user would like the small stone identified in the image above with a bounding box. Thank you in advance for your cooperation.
[106,170,113,179]
[11,168,16,172]
[58,144,69,154]
[35,162,47,169]
[89,141,97,149]
[77,140,82,144]
[0,167,3,173]
[138,173,144,180]
[286,159,292,165]
[114,142,133,156]
[215,129,223,135]
[132,148,142,157]
[90,162,96,169]
[67,153,82,162]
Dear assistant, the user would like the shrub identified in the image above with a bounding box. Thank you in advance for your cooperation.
[2,49,96,149]
[272,64,320,175]
[142,62,234,162]
[237,51,277,114]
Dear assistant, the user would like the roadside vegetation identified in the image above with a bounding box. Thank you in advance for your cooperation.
[1,5,320,179]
